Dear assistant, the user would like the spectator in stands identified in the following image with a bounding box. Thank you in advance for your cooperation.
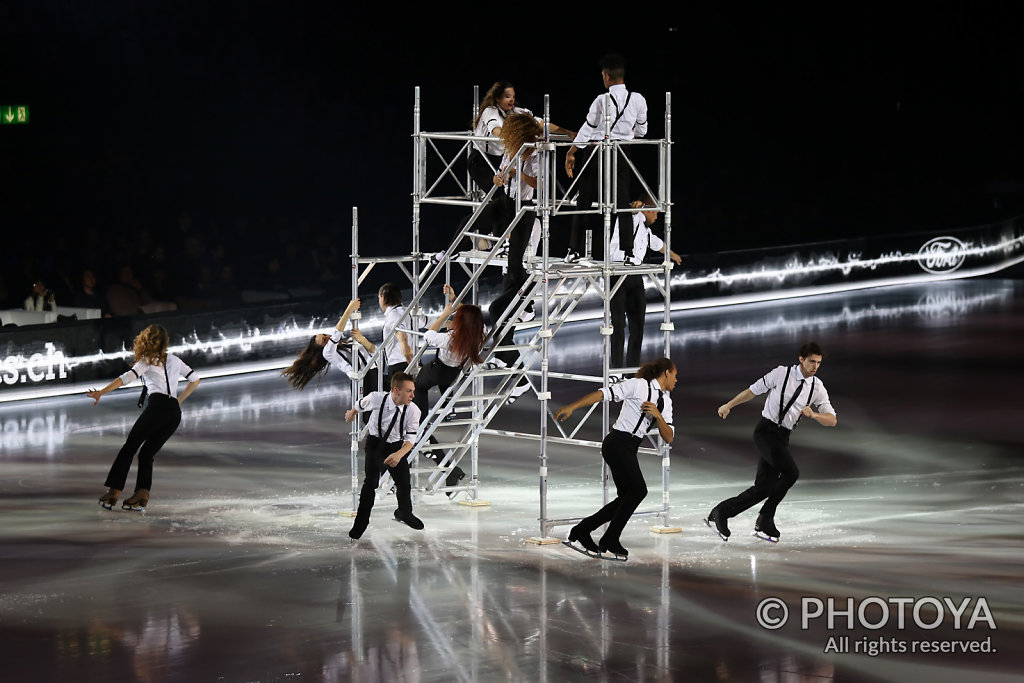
[24,279,57,311]
[73,269,112,317]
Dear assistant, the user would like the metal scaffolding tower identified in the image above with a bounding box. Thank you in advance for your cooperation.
[344,86,677,541]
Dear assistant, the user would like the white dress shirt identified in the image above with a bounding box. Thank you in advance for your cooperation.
[609,212,665,262]
[499,151,540,203]
[355,391,421,443]
[475,105,534,156]
[572,83,648,144]
[600,377,675,439]
[323,329,373,374]
[118,353,198,398]
[381,304,409,367]
[750,365,836,430]
[422,329,463,367]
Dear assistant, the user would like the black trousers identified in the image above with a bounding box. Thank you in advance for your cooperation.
[383,362,408,388]
[354,436,413,524]
[714,418,800,521]
[413,358,462,417]
[610,274,646,368]
[467,148,503,192]
[104,394,182,492]
[569,146,632,258]
[487,292,530,390]
[577,430,647,543]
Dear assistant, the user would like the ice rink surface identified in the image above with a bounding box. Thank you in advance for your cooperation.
[2,279,1022,682]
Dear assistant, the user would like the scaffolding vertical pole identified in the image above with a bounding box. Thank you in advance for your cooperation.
[537,95,554,536]
[349,206,362,512]
[659,92,674,527]
[600,92,613,508]
[469,84,479,198]
[412,86,424,306]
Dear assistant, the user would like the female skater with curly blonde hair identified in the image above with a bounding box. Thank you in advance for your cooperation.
[89,324,201,511]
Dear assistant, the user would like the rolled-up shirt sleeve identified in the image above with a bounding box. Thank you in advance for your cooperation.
[749,366,784,395]
[118,362,148,386]
[179,360,199,383]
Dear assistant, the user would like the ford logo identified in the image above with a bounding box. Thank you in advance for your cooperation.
[917,236,967,274]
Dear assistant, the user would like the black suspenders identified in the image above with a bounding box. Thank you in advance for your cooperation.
[777,367,815,428]
[137,357,172,409]
[628,383,664,437]
[376,399,406,443]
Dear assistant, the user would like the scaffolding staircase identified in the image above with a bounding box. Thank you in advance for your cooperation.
[343,86,677,536]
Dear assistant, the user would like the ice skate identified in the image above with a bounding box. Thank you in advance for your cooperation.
[393,508,424,530]
[121,489,149,512]
[348,516,369,540]
[98,488,120,510]
[598,535,629,560]
[445,465,466,499]
[704,507,730,541]
[565,524,600,554]
[506,380,531,405]
[753,514,780,543]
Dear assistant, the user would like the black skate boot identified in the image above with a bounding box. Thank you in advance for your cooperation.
[348,515,369,540]
[704,507,730,541]
[445,466,466,499]
[598,535,629,559]
[393,508,424,530]
[753,514,780,543]
[567,524,600,553]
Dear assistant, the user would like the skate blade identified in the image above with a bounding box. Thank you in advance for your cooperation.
[122,504,146,512]
[703,517,729,542]
[752,530,779,543]
[561,541,627,562]
[98,501,115,510]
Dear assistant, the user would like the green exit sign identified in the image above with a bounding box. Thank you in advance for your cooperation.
[1,106,30,124]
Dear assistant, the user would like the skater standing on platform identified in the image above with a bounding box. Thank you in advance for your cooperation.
[705,342,837,543]
[344,372,422,539]
[608,198,682,374]
[90,324,200,511]
[564,53,648,263]
[554,357,676,559]
[469,81,574,193]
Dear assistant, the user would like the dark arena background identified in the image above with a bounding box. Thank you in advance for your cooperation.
[2,3,1023,682]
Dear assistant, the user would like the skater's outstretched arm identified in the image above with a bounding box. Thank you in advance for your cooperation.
[86,378,124,405]
[554,390,604,422]
[801,404,837,427]
[718,388,755,419]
